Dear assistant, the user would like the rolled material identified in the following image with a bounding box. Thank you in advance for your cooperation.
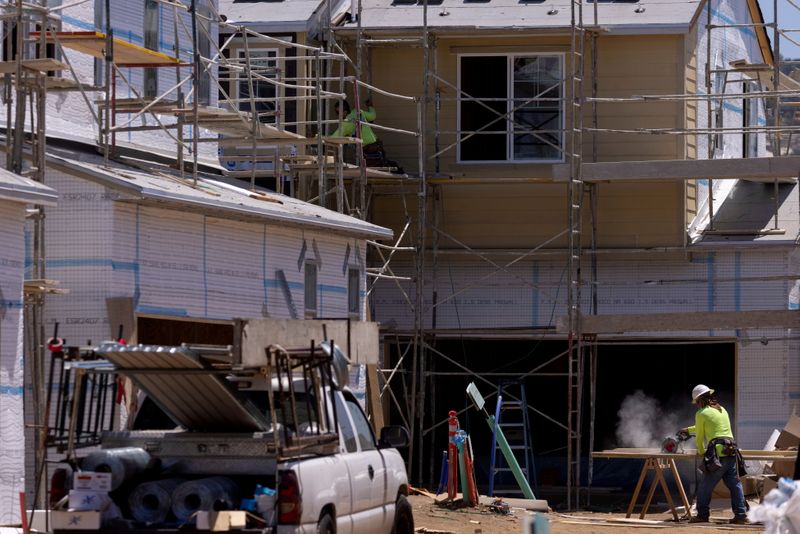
[128,478,184,525]
[171,477,239,522]
[82,448,151,490]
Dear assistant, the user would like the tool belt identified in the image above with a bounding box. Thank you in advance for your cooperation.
[702,437,746,476]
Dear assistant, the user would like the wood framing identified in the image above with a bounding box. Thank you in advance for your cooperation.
[552,156,800,183]
[556,310,800,334]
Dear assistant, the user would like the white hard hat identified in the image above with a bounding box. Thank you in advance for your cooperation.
[691,384,714,403]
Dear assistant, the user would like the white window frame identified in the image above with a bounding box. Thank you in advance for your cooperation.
[456,52,565,164]
[236,48,278,124]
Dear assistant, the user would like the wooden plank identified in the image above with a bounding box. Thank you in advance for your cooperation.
[30,31,179,65]
[552,156,800,183]
[557,309,800,334]
[592,448,797,461]
[366,363,384,434]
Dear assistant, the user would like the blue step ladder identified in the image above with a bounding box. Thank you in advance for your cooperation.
[488,380,537,496]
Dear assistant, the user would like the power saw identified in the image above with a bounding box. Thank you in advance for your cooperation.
[661,429,692,453]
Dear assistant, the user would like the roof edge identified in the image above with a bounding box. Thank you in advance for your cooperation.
[46,153,393,240]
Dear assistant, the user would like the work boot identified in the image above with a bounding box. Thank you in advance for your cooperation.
[688,516,709,523]
[729,516,749,525]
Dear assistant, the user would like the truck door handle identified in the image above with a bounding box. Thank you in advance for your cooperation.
[368,465,375,480]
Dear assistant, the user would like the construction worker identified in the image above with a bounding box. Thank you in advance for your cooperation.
[329,99,403,172]
[680,384,748,525]
[330,99,377,146]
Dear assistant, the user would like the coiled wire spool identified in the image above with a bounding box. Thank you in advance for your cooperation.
[81,447,151,490]
[171,477,239,522]
[128,478,184,525]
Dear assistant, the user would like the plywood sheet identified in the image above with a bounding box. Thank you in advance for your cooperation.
[237,318,379,367]
[31,32,179,65]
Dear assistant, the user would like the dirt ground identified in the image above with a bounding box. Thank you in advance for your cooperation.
[408,495,764,533]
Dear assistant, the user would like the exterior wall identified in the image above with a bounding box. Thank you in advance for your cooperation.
[43,168,116,345]
[2,0,219,159]
[370,247,797,449]
[110,203,365,324]
[688,0,770,238]
[366,33,687,249]
[41,169,367,345]
[0,201,26,524]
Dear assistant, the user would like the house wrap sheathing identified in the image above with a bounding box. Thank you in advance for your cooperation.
[0,171,56,524]
[38,147,390,348]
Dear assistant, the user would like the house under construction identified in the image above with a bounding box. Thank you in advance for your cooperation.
[0,0,799,515]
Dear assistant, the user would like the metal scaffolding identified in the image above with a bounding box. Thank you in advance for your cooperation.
[340,0,800,510]
[6,0,800,513]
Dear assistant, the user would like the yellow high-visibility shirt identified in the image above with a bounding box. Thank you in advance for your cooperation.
[329,107,378,146]
[687,405,734,457]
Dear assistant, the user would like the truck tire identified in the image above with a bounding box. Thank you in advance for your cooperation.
[317,513,335,534]
[392,495,414,534]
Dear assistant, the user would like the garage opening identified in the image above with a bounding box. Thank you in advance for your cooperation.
[393,338,735,500]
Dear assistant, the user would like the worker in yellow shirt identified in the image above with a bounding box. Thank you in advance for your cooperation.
[329,99,403,173]
[331,99,378,146]
[680,384,747,525]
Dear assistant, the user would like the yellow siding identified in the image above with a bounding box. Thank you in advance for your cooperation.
[354,33,687,249]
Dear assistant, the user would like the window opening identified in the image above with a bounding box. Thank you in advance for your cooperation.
[237,48,277,123]
[459,54,563,163]
[743,80,760,158]
[196,0,212,105]
[304,262,318,318]
[347,268,360,317]
[143,0,159,99]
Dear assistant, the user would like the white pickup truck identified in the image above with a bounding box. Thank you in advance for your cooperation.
[50,342,414,534]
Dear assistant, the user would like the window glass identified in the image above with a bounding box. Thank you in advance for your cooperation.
[344,394,376,451]
[334,393,357,453]
[304,262,317,317]
[197,0,212,106]
[744,81,760,158]
[460,56,507,161]
[459,54,563,162]
[513,56,562,160]
[238,49,277,123]
[348,268,360,316]
[143,0,159,98]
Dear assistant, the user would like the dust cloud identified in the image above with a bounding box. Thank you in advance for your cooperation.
[615,390,686,448]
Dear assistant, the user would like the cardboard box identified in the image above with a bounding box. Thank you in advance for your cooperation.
[770,458,796,478]
[775,414,800,449]
[51,510,101,530]
[68,490,111,512]
[761,477,778,503]
[196,511,247,532]
[73,472,113,492]
[712,476,757,498]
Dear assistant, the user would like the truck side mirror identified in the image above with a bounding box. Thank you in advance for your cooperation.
[378,425,410,449]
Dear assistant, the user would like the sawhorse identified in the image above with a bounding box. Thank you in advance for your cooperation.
[627,457,692,521]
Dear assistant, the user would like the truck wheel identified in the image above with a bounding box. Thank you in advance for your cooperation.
[317,513,335,534]
[392,495,414,534]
